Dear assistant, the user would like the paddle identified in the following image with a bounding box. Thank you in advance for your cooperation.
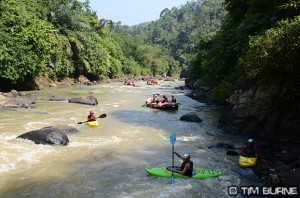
[77,113,107,124]
[227,150,239,156]
[170,133,176,184]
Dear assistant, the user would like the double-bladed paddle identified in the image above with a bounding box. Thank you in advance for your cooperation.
[170,133,176,184]
[77,113,107,124]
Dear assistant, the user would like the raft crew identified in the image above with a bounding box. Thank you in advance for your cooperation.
[171,95,176,103]
[161,95,169,103]
[124,78,135,86]
[152,94,159,104]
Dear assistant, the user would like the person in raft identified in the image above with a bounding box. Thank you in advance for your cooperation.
[172,151,194,176]
[87,110,97,121]
[152,94,159,104]
[240,139,259,157]
[161,95,169,103]
[171,95,176,103]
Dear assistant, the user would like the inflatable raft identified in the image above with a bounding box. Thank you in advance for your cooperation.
[145,98,178,110]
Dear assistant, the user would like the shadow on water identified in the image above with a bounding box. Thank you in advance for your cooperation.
[109,109,202,134]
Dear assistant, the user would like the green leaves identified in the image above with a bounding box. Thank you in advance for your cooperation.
[241,16,300,82]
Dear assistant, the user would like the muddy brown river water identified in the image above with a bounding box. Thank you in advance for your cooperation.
[0,80,264,198]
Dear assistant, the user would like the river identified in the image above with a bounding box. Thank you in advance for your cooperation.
[0,80,264,198]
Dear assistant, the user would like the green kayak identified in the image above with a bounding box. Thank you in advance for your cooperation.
[145,166,222,180]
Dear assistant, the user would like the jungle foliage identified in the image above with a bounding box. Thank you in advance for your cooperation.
[190,0,300,102]
[0,0,156,85]
[125,0,225,77]
[0,0,225,88]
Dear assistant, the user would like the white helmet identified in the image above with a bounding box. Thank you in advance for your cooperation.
[182,153,190,159]
[248,139,254,143]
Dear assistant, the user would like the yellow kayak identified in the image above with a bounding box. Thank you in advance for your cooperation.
[85,118,99,127]
[239,155,257,168]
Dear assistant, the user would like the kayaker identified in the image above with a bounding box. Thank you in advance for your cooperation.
[172,151,194,177]
[87,110,97,121]
[240,139,259,157]
[171,95,176,103]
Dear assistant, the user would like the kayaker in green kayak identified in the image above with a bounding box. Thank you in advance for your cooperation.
[172,151,194,176]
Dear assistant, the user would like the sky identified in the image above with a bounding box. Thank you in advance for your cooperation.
[87,0,189,26]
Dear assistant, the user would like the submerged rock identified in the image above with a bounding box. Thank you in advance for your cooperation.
[180,113,202,122]
[68,95,98,106]
[49,94,69,101]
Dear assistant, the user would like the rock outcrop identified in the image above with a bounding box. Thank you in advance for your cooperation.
[0,90,35,108]
[219,85,300,143]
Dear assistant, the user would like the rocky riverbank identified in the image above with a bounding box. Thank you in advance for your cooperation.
[184,78,300,189]
[0,90,35,108]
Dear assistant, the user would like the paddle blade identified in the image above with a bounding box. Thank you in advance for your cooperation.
[99,114,107,118]
[170,133,176,145]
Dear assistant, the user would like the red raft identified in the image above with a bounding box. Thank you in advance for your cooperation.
[145,98,178,110]
[147,80,160,85]
[124,79,135,86]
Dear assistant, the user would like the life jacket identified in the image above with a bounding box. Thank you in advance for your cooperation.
[162,98,168,103]
[181,160,193,176]
[243,146,257,157]
[87,114,96,121]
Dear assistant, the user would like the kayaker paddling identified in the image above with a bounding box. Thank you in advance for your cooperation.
[87,110,97,121]
[240,139,259,157]
[172,151,194,177]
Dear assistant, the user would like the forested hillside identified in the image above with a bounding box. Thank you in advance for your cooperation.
[190,0,300,102]
[188,0,300,141]
[125,0,225,76]
[0,0,224,91]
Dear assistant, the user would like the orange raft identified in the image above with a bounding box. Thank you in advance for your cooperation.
[145,98,178,110]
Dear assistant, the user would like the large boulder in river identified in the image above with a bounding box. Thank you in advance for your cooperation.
[68,95,98,106]
[180,113,202,122]
[17,126,69,146]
